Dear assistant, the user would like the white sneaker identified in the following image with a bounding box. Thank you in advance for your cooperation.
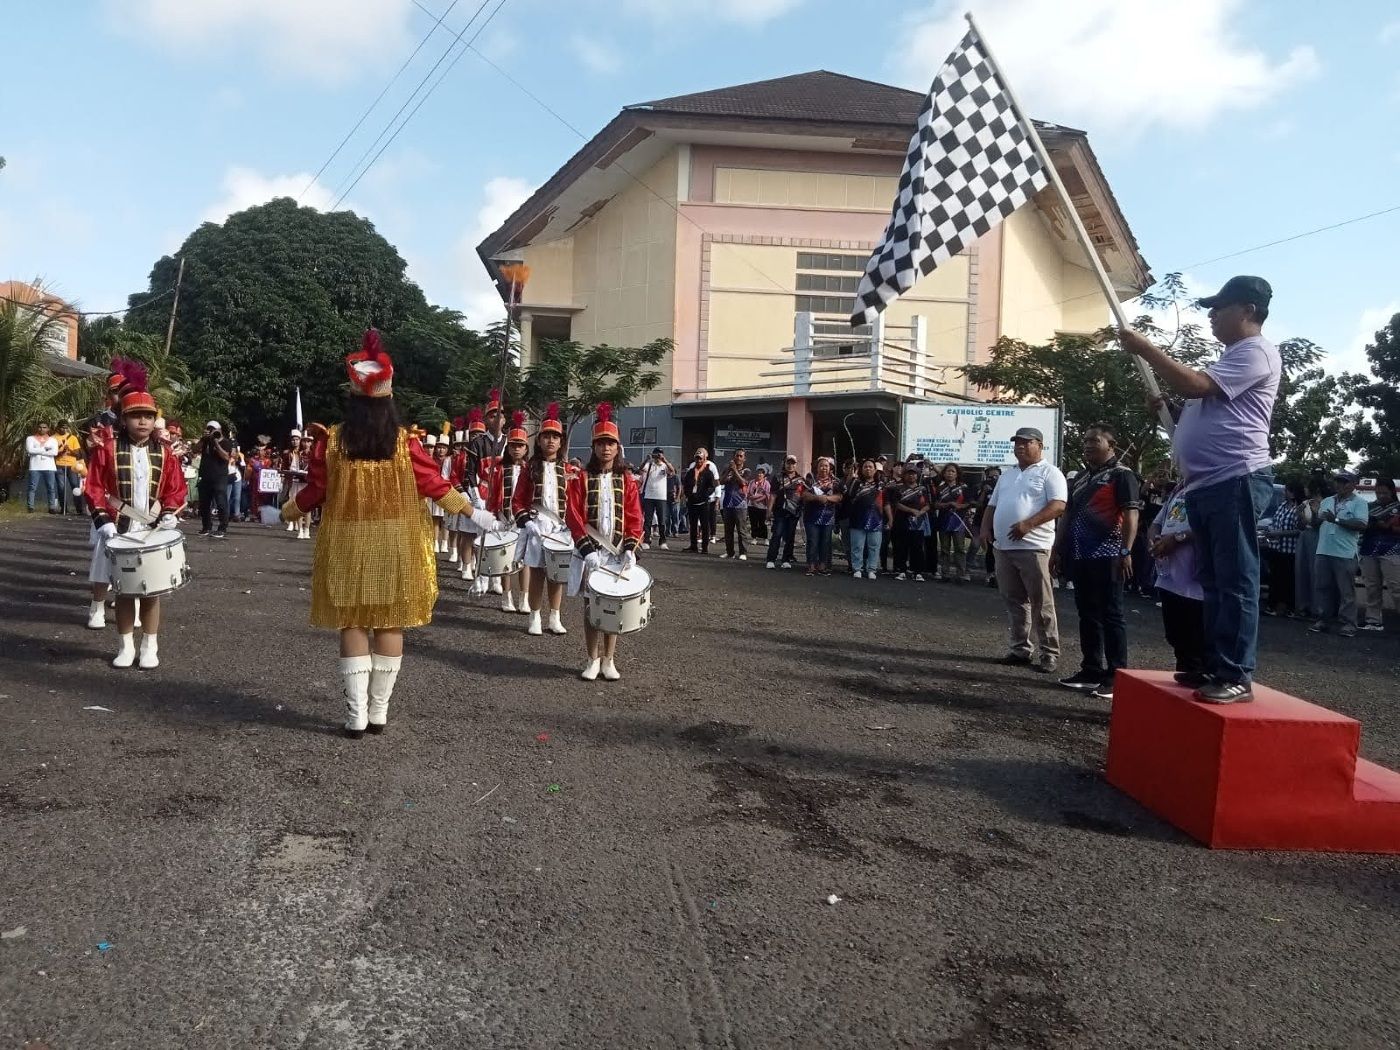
[527,611,543,636]
[643,542,651,551]
[86,601,106,630]
[866,571,878,580]
[138,635,159,670]
[896,572,908,581]
[580,658,601,681]
[781,561,793,570]
[547,611,568,635]
[600,658,621,681]
[112,634,136,668]
[737,554,747,561]
[658,542,669,550]
[766,561,776,569]
[718,553,730,559]
[933,571,944,581]
[914,573,926,582]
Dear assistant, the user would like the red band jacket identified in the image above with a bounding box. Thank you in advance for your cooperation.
[565,468,642,557]
[84,431,188,532]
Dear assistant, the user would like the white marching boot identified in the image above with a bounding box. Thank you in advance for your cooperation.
[489,577,503,595]
[547,610,568,635]
[112,634,136,668]
[299,521,311,540]
[366,654,401,735]
[600,658,621,681]
[339,655,372,738]
[580,657,601,681]
[461,557,475,581]
[448,547,459,564]
[286,521,296,533]
[87,600,106,630]
[502,591,516,613]
[527,611,543,636]
[139,634,159,670]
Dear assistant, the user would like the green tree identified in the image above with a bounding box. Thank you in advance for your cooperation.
[79,318,234,430]
[518,337,671,438]
[123,198,495,436]
[1268,337,1364,478]
[1,290,101,477]
[1345,312,1400,479]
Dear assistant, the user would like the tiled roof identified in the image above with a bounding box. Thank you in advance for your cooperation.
[632,71,926,127]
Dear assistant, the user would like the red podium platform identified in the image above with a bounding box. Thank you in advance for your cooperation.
[1106,670,1400,852]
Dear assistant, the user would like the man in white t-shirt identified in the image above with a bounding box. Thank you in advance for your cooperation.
[638,447,673,550]
[25,422,61,513]
[979,427,1068,673]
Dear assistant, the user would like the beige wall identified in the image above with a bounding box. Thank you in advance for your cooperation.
[997,207,1105,345]
[714,167,900,212]
[569,149,679,407]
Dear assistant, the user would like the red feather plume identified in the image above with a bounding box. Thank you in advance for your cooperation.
[361,328,383,361]
[488,387,501,402]
[543,402,560,422]
[511,410,526,428]
[452,415,467,430]
[595,402,613,423]
[468,407,484,425]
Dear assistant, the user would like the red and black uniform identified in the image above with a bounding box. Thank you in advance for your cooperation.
[85,431,188,534]
[565,470,643,558]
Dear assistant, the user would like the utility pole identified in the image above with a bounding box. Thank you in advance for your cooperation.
[162,256,186,358]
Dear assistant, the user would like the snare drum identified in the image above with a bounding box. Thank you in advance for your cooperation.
[477,529,522,577]
[107,528,190,597]
[584,564,653,635]
[541,534,574,585]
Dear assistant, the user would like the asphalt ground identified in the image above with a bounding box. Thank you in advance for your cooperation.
[1,515,1397,1050]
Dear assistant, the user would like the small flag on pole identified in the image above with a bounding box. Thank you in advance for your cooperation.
[294,387,304,428]
[851,26,1048,327]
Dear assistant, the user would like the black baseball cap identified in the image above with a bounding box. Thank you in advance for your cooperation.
[1197,275,1271,311]
[652,447,664,455]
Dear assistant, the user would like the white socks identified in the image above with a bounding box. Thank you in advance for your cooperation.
[547,610,567,635]
[113,634,136,668]
[139,635,159,669]
[87,601,105,630]
[367,654,401,733]
[527,611,543,636]
[580,657,601,681]
[339,655,372,737]
[600,658,620,681]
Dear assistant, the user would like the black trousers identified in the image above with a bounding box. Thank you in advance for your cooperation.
[1160,589,1206,674]
[766,513,797,564]
[1264,548,1296,612]
[688,503,712,550]
[892,529,925,574]
[1070,557,1128,680]
[198,477,230,533]
[748,507,768,540]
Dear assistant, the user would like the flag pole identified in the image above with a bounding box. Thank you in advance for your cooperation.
[963,11,1174,435]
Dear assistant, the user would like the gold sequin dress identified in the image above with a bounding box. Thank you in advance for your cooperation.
[299,426,460,629]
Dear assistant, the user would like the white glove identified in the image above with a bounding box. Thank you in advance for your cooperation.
[470,509,499,532]
[524,517,542,538]
[157,513,178,531]
[583,551,603,572]
[98,522,118,540]
[620,550,637,572]
[469,572,489,596]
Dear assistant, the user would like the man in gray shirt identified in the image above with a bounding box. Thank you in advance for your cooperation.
[1121,275,1280,704]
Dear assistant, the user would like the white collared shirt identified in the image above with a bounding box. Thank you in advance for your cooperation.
[542,461,559,514]
[597,471,615,535]
[129,443,152,518]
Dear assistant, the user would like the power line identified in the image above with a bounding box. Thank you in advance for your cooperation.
[1183,202,1400,270]
[330,0,501,207]
[1,287,175,318]
[299,0,469,202]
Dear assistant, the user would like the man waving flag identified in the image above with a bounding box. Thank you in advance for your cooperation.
[851,26,1048,327]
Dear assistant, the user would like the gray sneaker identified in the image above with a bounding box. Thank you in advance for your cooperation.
[1194,681,1254,704]
[1340,623,1357,638]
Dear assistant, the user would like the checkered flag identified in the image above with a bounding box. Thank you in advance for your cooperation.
[851,29,1048,327]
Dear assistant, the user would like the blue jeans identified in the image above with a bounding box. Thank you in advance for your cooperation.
[229,476,243,520]
[26,469,57,511]
[805,520,833,568]
[766,512,797,564]
[1184,469,1275,685]
[848,527,882,574]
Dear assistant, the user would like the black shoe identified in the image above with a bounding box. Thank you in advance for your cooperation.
[212,531,228,540]
[685,546,698,553]
[198,529,211,536]
[1090,682,1115,701]
[1058,671,1102,692]
[1173,671,1209,687]
[1194,681,1254,704]
[997,653,1032,666]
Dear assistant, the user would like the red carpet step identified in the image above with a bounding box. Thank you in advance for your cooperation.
[1106,670,1400,852]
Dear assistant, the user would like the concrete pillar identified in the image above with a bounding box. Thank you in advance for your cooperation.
[869,312,885,390]
[794,311,813,396]
[911,314,928,399]
[786,397,813,468]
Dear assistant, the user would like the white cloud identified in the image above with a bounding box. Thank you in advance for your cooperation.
[570,34,622,75]
[621,0,803,26]
[1381,20,1400,43]
[116,0,415,82]
[1332,303,1398,377]
[201,167,336,225]
[897,0,1320,134]
[453,176,533,328]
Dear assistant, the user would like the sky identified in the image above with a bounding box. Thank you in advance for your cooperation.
[2,0,1397,378]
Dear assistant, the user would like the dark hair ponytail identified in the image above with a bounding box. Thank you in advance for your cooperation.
[341,396,401,461]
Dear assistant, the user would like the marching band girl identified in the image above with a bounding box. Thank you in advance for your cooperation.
[84,364,188,668]
[455,409,488,579]
[281,331,499,739]
[488,411,531,614]
[430,431,454,555]
[285,430,313,540]
[470,391,508,596]
[565,404,642,681]
[512,402,570,637]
